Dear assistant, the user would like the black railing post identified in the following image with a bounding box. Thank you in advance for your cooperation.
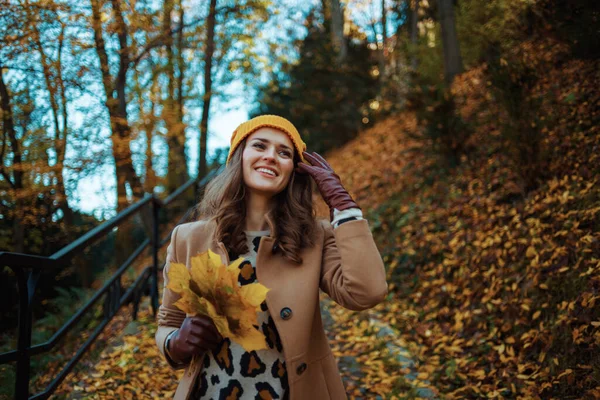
[150,196,160,316]
[14,268,33,399]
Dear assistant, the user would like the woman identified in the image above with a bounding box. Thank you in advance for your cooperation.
[156,115,388,400]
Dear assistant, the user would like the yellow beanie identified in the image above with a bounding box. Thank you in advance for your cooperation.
[227,115,306,164]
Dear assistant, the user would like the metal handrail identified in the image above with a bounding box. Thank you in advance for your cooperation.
[51,193,154,263]
[0,165,224,399]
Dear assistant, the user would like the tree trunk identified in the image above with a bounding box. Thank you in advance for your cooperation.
[176,2,191,209]
[379,0,387,79]
[30,16,75,230]
[137,72,158,193]
[106,0,144,204]
[438,0,463,84]
[91,0,146,268]
[55,23,75,229]
[330,0,347,63]
[321,0,331,33]
[111,0,150,268]
[165,0,189,195]
[0,69,25,253]
[176,2,185,132]
[198,0,217,181]
[410,0,419,71]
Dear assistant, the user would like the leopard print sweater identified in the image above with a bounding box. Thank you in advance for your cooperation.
[190,230,288,400]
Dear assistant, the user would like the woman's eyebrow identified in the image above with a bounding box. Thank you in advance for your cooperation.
[253,138,292,151]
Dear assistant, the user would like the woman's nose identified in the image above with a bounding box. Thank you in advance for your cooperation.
[262,147,277,162]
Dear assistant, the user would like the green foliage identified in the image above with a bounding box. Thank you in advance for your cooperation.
[408,80,473,168]
[455,0,530,68]
[408,22,445,87]
[390,7,473,167]
[0,286,93,398]
[0,211,115,330]
[253,9,378,154]
[486,45,548,191]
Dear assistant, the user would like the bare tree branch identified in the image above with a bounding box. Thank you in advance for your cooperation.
[131,17,204,66]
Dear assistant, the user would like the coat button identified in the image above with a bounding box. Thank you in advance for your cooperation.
[280,307,292,320]
[296,362,307,375]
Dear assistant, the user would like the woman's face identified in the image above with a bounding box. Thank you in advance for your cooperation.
[242,127,295,199]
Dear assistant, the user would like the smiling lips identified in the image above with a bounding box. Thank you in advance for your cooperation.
[256,167,278,178]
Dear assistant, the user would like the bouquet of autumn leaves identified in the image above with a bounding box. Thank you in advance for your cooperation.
[167,250,270,352]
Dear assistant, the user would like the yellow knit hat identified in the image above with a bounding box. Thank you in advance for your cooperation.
[226,115,306,164]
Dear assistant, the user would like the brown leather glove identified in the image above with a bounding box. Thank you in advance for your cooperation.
[167,315,223,364]
[296,151,360,221]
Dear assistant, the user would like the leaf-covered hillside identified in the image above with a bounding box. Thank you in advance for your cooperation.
[323,37,599,399]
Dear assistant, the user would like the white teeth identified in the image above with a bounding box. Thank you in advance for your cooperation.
[257,168,276,176]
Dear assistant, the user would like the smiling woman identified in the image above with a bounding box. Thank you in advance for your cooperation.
[155,115,388,399]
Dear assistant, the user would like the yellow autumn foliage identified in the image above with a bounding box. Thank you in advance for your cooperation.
[167,250,270,352]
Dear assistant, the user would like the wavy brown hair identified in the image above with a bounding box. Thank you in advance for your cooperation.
[195,139,317,264]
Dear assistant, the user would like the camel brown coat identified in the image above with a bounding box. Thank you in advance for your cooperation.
[155,215,388,400]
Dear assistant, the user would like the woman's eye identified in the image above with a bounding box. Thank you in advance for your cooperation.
[253,143,265,149]
[280,150,292,158]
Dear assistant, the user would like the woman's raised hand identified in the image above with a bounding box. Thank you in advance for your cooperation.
[168,315,223,364]
[296,151,360,220]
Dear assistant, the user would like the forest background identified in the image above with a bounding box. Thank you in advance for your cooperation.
[1,0,599,398]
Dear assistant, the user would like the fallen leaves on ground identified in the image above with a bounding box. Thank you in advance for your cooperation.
[51,305,181,399]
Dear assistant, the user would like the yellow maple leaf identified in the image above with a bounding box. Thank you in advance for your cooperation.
[166,262,190,293]
[167,250,269,351]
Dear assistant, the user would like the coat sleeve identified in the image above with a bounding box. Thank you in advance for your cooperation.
[155,225,189,370]
[319,218,388,311]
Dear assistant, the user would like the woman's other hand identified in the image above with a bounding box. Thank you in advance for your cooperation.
[296,151,360,220]
[168,315,223,364]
